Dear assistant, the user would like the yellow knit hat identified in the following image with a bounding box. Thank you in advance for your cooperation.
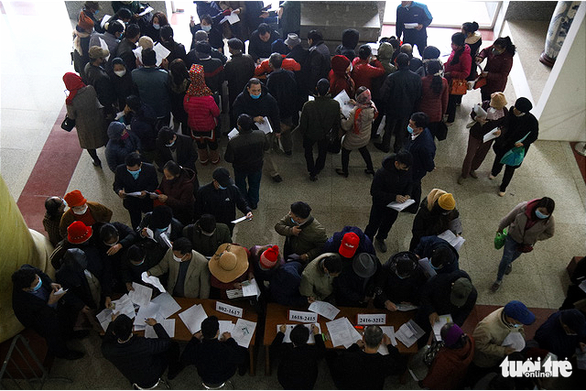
[438,193,456,210]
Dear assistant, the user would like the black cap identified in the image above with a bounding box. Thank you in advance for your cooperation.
[212,167,232,187]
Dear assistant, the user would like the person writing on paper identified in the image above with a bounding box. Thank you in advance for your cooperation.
[153,160,197,225]
[120,244,161,291]
[195,167,253,234]
[327,325,406,389]
[12,265,86,360]
[413,235,459,274]
[147,238,210,299]
[249,244,283,297]
[323,227,375,258]
[274,201,327,263]
[183,214,232,257]
[374,251,426,312]
[490,197,555,292]
[181,316,248,385]
[137,205,184,251]
[59,189,113,239]
[534,309,586,359]
[299,253,342,303]
[113,152,158,229]
[248,23,281,62]
[271,323,325,389]
[421,323,475,389]
[364,150,413,253]
[208,243,254,300]
[410,189,460,251]
[334,252,380,308]
[459,92,508,185]
[102,314,184,387]
[471,301,534,375]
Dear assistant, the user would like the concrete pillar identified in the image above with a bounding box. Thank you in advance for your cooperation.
[534,2,586,141]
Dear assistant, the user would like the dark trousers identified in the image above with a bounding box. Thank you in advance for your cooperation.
[123,197,153,229]
[491,155,518,192]
[365,203,399,242]
[405,36,427,58]
[341,146,373,174]
[382,116,409,152]
[461,136,493,177]
[446,94,460,123]
[234,169,262,208]
[303,136,328,176]
[409,179,423,212]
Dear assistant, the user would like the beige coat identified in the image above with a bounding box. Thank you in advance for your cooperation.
[274,215,327,261]
[472,307,525,368]
[149,249,210,299]
[299,252,338,300]
[498,201,555,245]
[66,85,108,149]
[341,106,375,150]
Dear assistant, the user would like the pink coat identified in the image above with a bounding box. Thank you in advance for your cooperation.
[444,44,472,81]
[183,94,220,132]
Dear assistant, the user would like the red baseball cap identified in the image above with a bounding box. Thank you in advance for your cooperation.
[339,232,360,258]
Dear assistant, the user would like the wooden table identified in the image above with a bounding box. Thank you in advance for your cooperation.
[262,303,418,375]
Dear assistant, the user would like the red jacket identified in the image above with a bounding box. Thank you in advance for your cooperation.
[477,45,514,95]
[422,336,475,390]
[183,94,220,132]
[444,44,472,81]
[418,75,449,123]
[254,56,301,78]
[329,69,355,98]
[350,58,385,90]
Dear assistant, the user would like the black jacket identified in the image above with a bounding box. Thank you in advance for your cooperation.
[102,322,171,388]
[195,182,251,226]
[232,83,281,133]
[404,128,436,181]
[410,197,460,251]
[374,259,427,306]
[271,332,326,389]
[307,41,331,94]
[493,109,539,167]
[370,154,413,207]
[334,260,380,307]
[130,103,158,152]
[162,40,187,64]
[413,235,459,274]
[380,67,422,118]
[84,63,117,108]
[266,69,298,120]
[225,52,256,104]
[419,270,477,326]
[114,38,138,72]
[155,133,197,171]
[248,28,281,61]
[185,56,225,94]
[225,129,269,173]
[113,162,159,195]
[181,337,244,385]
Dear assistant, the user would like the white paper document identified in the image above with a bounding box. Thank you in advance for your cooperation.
[218,320,235,339]
[437,230,466,252]
[139,6,154,17]
[502,331,526,352]
[377,327,398,355]
[100,15,111,29]
[242,278,261,298]
[151,292,182,319]
[134,302,161,326]
[227,128,239,140]
[133,45,143,59]
[232,318,256,348]
[326,317,362,348]
[404,22,419,29]
[231,216,250,224]
[220,11,240,25]
[418,257,437,279]
[255,117,273,134]
[277,324,322,344]
[308,301,340,320]
[308,95,315,101]
[96,308,113,332]
[483,128,501,143]
[226,288,244,299]
[178,304,208,334]
[153,43,171,67]
[112,294,137,319]
[396,303,419,312]
[145,319,175,338]
[98,37,110,61]
[579,280,586,293]
[395,320,425,348]
[333,90,354,118]
[141,271,166,293]
[128,282,153,308]
[386,199,416,212]
[433,314,453,341]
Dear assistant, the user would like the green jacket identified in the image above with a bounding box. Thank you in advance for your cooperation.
[183,223,232,258]
[293,96,341,141]
[299,253,338,300]
[275,214,327,261]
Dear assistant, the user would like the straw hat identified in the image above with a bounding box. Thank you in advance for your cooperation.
[208,243,249,283]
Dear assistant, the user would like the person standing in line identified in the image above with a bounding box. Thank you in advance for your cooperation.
[443,32,471,125]
[396,1,433,57]
[476,36,516,101]
[224,38,255,127]
[417,60,448,140]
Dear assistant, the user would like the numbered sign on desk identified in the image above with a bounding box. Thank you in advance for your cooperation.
[216,301,243,318]
[356,313,386,325]
[289,310,318,323]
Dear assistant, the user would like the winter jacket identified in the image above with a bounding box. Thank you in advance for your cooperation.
[155,133,198,171]
[275,215,327,262]
[380,67,422,118]
[374,258,427,306]
[232,83,281,133]
[183,94,220,132]
[341,106,375,150]
[323,226,375,257]
[287,44,310,94]
[183,222,232,258]
[413,236,459,274]
[225,52,256,105]
[294,96,341,142]
[370,154,413,207]
[469,101,508,140]
[405,128,436,181]
[224,128,269,173]
[534,311,585,359]
[492,109,539,165]
[465,32,482,80]
[59,201,113,239]
[444,44,472,82]
[266,68,298,119]
[161,40,187,64]
[186,47,228,68]
[195,182,251,226]
[113,162,158,195]
[307,41,331,93]
[148,248,210,299]
[248,28,281,61]
[130,103,158,151]
[422,336,475,389]
[334,259,380,307]
[335,29,360,61]
[396,2,433,43]
[190,22,223,50]
[157,167,197,224]
[195,57,225,94]
[89,31,120,58]
[114,37,138,72]
[105,122,141,172]
[477,45,514,96]
[351,58,385,90]
[254,57,301,77]
[131,67,171,118]
[109,69,133,111]
[410,194,460,251]
[269,261,308,307]
[419,74,449,123]
[84,63,117,109]
[498,200,555,246]
[377,42,397,74]
[181,337,243,385]
[299,253,338,301]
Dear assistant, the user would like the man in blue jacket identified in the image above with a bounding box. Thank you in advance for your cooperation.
[396,1,433,56]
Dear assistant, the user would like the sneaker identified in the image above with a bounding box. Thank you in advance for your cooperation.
[469,170,478,179]
[373,143,390,153]
[272,174,283,183]
[490,280,502,293]
[375,239,387,253]
[498,191,506,197]
[488,174,496,180]
[457,175,466,185]
[335,168,348,178]
[505,264,512,275]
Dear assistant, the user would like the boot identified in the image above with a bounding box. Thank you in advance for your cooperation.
[198,148,209,165]
[209,149,221,164]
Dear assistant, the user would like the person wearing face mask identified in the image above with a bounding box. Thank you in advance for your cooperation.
[12,264,86,360]
[183,214,232,258]
[153,160,197,225]
[114,23,140,72]
[413,235,459,275]
[489,97,539,197]
[155,127,198,172]
[89,20,124,67]
[84,46,117,119]
[410,189,460,251]
[137,205,184,248]
[195,167,253,233]
[189,13,227,52]
[147,238,210,299]
[476,36,516,101]
[491,197,555,292]
[108,57,132,111]
[443,32,471,125]
[58,190,112,240]
[105,121,141,173]
[113,152,158,229]
[44,196,67,246]
[533,309,586,359]
[373,251,426,312]
[299,252,343,303]
[365,150,413,253]
[472,300,535,374]
[99,222,137,289]
[120,244,161,291]
[142,11,169,43]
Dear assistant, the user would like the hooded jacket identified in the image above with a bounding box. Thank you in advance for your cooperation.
[497,200,554,246]
[422,336,475,389]
[335,29,360,61]
[413,235,459,274]
[370,154,413,207]
[377,42,397,74]
[105,121,141,172]
[232,83,281,133]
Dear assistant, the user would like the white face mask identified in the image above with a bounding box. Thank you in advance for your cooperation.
[73,204,88,215]
[201,228,216,237]
[114,69,126,77]
[173,254,184,263]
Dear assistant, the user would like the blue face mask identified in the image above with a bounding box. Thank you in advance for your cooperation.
[250,93,261,100]
[535,210,549,219]
[430,262,442,270]
[202,25,212,32]
[156,227,168,233]
[132,259,145,266]
[218,184,227,190]
[290,217,297,225]
[127,168,141,180]
[407,125,414,134]
[165,139,176,147]
[32,278,43,291]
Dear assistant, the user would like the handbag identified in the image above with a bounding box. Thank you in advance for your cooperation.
[494,228,508,250]
[61,115,75,132]
[450,79,467,95]
[499,132,531,166]
[326,129,341,154]
[435,121,449,141]
[474,76,487,89]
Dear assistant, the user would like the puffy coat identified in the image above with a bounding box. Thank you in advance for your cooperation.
[444,44,472,82]
[351,57,385,90]
[418,74,449,123]
[105,121,141,172]
[183,94,220,132]
[478,45,514,96]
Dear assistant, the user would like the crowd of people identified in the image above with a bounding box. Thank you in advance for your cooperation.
[9,1,586,390]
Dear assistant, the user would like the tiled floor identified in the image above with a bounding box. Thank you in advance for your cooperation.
[1,2,585,390]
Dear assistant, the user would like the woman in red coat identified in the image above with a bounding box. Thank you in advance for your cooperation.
[476,36,516,101]
[444,33,471,124]
[183,64,221,164]
[328,55,355,98]
[418,60,448,140]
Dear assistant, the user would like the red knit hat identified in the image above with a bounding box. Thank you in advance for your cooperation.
[64,190,87,207]
[67,221,92,244]
[339,232,360,258]
[260,245,279,269]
